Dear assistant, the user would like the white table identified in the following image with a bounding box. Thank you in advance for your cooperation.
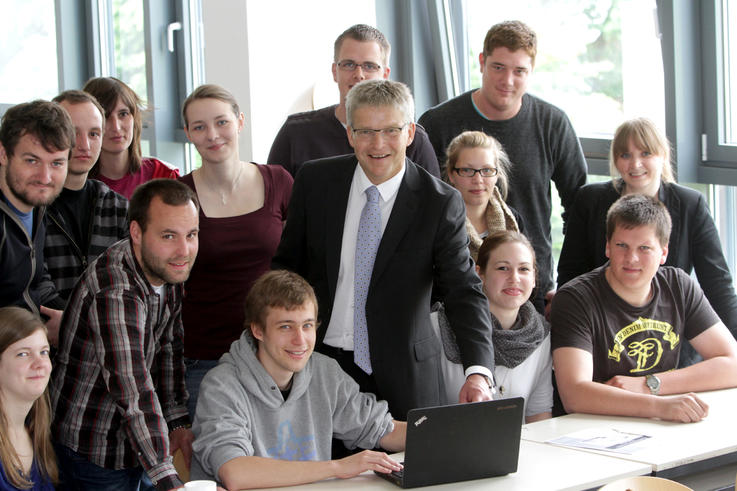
[521,388,737,476]
[253,440,651,491]
[241,389,737,490]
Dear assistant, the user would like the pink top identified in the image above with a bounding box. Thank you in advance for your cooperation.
[96,157,180,199]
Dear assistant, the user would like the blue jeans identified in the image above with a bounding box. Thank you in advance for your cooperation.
[184,358,219,419]
[55,444,154,491]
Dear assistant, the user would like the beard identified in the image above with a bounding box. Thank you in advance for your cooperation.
[4,168,62,208]
[139,246,194,286]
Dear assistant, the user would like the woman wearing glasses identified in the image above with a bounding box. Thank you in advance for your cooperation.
[179,84,293,418]
[445,131,522,262]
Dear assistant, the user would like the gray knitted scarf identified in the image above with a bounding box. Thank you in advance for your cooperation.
[491,301,549,368]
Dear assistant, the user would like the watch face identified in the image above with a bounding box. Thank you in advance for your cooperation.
[647,375,660,391]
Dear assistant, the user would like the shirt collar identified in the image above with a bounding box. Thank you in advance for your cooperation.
[353,161,406,202]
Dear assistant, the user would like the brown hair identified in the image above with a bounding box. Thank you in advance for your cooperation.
[0,307,57,488]
[483,20,537,65]
[609,117,674,183]
[128,178,199,233]
[445,130,512,198]
[182,84,241,128]
[0,100,75,158]
[477,230,537,282]
[606,194,672,247]
[244,271,319,339]
[52,90,106,129]
[83,77,144,176]
[334,24,391,68]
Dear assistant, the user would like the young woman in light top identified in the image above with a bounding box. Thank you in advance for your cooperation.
[0,307,56,490]
[476,231,552,422]
[179,84,293,418]
[83,77,179,198]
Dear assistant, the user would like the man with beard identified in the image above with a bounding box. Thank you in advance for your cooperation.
[50,179,199,490]
[45,90,129,303]
[0,100,73,343]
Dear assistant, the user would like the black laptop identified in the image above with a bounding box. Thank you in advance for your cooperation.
[375,397,524,488]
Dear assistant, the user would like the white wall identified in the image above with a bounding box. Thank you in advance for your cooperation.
[201,0,376,163]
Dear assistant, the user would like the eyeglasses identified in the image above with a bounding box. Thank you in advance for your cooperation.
[352,124,408,140]
[337,60,382,73]
[453,167,499,178]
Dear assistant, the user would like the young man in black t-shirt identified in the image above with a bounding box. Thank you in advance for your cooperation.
[551,194,737,423]
[44,91,129,304]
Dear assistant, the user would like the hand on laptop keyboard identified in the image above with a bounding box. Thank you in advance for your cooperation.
[334,449,403,479]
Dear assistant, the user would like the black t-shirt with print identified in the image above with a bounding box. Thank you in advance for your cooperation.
[551,265,719,383]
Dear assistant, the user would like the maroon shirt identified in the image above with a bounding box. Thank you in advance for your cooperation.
[179,164,292,359]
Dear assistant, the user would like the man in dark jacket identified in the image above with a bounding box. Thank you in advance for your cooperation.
[0,100,73,343]
[45,90,129,303]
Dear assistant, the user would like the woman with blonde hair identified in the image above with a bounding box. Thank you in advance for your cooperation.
[178,84,293,417]
[0,307,56,490]
[83,77,179,198]
[558,117,737,365]
[445,131,522,262]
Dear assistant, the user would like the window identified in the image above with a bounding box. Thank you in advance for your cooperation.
[0,0,58,110]
[109,0,148,99]
[91,0,200,170]
[723,0,737,145]
[702,0,737,166]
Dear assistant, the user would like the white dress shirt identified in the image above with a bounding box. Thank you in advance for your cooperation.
[323,163,405,348]
[322,161,493,387]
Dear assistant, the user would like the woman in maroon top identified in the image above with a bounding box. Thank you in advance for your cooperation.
[179,85,293,417]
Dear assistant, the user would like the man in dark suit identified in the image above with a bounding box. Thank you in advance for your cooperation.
[272,79,494,419]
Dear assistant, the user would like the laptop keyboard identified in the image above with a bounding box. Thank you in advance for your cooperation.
[390,462,406,479]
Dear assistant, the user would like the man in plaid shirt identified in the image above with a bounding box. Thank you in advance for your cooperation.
[50,179,199,490]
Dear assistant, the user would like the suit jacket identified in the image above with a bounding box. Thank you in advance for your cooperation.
[272,154,494,418]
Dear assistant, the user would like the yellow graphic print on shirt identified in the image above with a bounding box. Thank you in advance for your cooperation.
[607,317,680,373]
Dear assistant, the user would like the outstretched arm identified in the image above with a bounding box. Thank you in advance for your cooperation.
[218,451,402,490]
[554,347,709,423]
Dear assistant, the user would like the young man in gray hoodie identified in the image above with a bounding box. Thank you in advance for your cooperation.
[191,270,406,488]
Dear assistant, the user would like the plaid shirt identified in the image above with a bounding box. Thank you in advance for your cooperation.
[50,239,189,491]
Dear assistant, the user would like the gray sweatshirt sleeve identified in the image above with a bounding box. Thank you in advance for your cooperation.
[325,359,395,450]
[191,366,254,482]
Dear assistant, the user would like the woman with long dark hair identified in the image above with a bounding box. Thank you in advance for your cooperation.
[83,77,179,198]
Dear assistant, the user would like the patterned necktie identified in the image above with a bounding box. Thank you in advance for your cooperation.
[353,185,381,374]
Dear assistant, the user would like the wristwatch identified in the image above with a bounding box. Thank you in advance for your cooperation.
[646,374,661,395]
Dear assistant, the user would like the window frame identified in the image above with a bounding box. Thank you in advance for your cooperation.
[700,0,737,171]
[0,0,198,171]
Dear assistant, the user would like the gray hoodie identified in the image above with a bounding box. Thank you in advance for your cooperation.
[191,332,394,481]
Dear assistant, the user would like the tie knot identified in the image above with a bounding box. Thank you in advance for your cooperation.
[365,185,380,203]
